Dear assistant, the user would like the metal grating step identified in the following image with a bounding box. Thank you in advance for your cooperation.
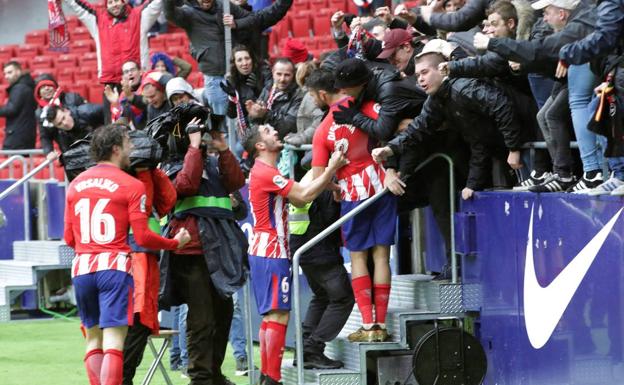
[389,274,435,309]
[281,363,360,385]
[13,240,70,266]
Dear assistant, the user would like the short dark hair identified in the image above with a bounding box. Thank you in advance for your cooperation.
[45,105,64,125]
[487,0,518,25]
[273,58,295,71]
[305,69,338,94]
[90,124,129,162]
[3,61,21,70]
[242,124,262,158]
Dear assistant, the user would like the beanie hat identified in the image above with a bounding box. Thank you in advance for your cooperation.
[281,38,310,64]
[334,58,372,89]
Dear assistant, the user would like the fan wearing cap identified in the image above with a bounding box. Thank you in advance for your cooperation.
[331,57,426,142]
[373,40,526,200]
[281,38,313,65]
[376,28,421,76]
[474,0,603,193]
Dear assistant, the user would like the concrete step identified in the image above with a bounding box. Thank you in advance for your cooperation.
[12,240,72,266]
[0,260,37,285]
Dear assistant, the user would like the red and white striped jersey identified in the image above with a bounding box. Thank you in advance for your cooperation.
[312,98,385,201]
[65,164,148,277]
[71,252,131,278]
[248,159,295,259]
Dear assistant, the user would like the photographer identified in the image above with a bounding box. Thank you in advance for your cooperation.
[159,111,247,385]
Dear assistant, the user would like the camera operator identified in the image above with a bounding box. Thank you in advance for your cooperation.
[159,111,247,385]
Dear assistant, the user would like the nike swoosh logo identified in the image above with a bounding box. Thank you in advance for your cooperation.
[524,205,622,349]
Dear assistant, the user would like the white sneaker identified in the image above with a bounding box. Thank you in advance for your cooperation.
[513,170,552,191]
[587,176,624,195]
[611,183,624,196]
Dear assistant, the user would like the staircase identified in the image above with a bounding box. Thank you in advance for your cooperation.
[0,240,73,322]
[281,274,470,385]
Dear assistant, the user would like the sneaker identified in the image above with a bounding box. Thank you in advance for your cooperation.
[529,174,576,193]
[301,352,344,369]
[235,356,249,376]
[180,366,189,379]
[568,170,603,193]
[371,325,390,342]
[611,183,624,196]
[514,170,552,191]
[587,176,624,196]
[347,326,377,342]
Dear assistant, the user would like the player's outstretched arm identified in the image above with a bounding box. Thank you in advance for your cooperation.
[288,151,348,207]
[130,218,191,250]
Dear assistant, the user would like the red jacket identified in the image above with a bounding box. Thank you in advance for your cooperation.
[168,147,246,255]
[64,0,162,84]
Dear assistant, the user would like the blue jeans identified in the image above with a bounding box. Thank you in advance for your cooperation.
[568,64,603,172]
[170,304,189,369]
[608,157,624,180]
[528,73,556,109]
[203,75,227,116]
[228,288,247,360]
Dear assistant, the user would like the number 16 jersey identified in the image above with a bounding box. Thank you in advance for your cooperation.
[65,164,148,277]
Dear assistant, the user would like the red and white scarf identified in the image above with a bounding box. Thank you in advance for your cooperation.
[48,0,70,52]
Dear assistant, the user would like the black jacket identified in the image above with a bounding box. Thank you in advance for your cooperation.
[387,78,526,190]
[164,0,292,76]
[560,0,623,65]
[226,66,271,120]
[0,74,37,150]
[351,68,427,141]
[488,0,596,75]
[41,104,103,154]
[253,82,303,139]
[289,190,342,266]
[428,0,494,31]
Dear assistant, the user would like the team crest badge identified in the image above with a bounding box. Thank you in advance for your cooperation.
[273,175,288,188]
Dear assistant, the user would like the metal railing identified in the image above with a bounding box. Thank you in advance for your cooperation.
[291,152,457,384]
[0,154,58,241]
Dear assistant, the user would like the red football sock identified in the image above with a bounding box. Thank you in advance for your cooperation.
[84,348,103,385]
[259,320,268,375]
[352,275,374,325]
[101,349,123,385]
[265,321,287,382]
[374,284,391,325]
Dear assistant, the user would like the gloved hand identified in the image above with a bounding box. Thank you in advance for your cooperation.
[245,72,258,89]
[332,100,358,124]
[220,80,237,97]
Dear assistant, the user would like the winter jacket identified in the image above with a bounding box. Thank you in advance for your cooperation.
[226,66,271,120]
[387,78,526,190]
[0,74,37,150]
[40,103,103,155]
[351,68,427,141]
[253,82,304,139]
[559,0,624,66]
[160,146,247,302]
[487,0,596,75]
[63,0,163,83]
[428,0,495,32]
[164,0,292,76]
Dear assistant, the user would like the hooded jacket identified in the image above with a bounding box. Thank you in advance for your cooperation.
[487,0,596,75]
[387,78,526,190]
[0,73,37,150]
[63,0,163,83]
[351,67,427,141]
[34,74,86,131]
[41,104,103,155]
[164,0,292,76]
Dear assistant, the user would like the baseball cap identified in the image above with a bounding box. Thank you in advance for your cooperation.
[531,0,580,10]
[377,29,413,59]
[415,39,455,59]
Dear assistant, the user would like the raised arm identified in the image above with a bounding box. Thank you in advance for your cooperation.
[62,0,98,38]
